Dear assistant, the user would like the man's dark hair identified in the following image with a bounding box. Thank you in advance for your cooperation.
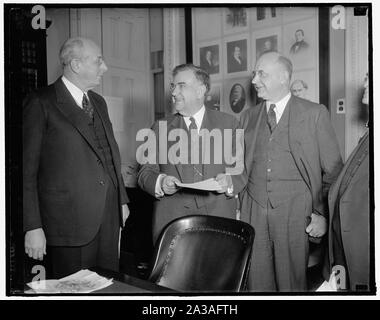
[295,29,304,36]
[172,63,210,93]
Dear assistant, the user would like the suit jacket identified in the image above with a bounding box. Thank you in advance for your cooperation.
[324,130,370,290]
[238,95,343,221]
[23,78,129,246]
[138,108,246,242]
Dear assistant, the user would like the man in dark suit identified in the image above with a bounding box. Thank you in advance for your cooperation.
[289,29,309,55]
[238,52,343,291]
[138,64,245,242]
[323,74,370,291]
[23,37,129,278]
[228,46,246,73]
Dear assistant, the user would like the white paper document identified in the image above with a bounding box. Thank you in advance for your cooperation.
[175,178,222,191]
[27,269,113,293]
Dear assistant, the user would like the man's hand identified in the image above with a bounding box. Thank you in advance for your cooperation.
[306,213,327,238]
[162,175,181,195]
[122,204,130,227]
[25,228,46,261]
[215,173,233,195]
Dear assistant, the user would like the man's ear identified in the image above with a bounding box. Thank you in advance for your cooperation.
[197,84,207,99]
[69,59,81,74]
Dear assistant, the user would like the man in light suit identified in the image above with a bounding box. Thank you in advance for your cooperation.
[238,52,343,291]
[323,74,371,291]
[138,64,245,243]
[23,37,129,278]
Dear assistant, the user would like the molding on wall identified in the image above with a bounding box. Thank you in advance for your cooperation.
[345,8,368,159]
[163,8,186,114]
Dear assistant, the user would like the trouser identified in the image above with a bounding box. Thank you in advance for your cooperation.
[246,190,310,292]
[47,175,120,279]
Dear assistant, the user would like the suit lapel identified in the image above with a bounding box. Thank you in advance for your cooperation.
[54,78,104,162]
[244,102,266,175]
[167,114,186,181]
[288,95,311,190]
[88,92,119,169]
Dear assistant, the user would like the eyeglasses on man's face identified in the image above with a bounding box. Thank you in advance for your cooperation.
[252,70,269,80]
[169,82,200,93]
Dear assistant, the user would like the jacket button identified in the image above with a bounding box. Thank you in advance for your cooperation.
[99,180,105,186]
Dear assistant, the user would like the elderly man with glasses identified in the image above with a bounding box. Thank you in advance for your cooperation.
[138,64,246,243]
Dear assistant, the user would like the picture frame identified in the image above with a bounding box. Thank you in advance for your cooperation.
[283,18,318,71]
[251,7,282,28]
[251,27,282,66]
[222,77,256,118]
[197,40,221,77]
[223,7,249,34]
[224,34,250,77]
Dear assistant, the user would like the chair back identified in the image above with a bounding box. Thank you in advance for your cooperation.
[148,215,254,292]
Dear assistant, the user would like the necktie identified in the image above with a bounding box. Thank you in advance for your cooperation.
[82,93,94,119]
[189,117,197,132]
[267,103,277,133]
[188,117,203,181]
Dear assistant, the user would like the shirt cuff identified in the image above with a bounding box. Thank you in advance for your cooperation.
[155,174,167,198]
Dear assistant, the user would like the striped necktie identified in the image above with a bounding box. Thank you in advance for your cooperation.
[267,103,277,133]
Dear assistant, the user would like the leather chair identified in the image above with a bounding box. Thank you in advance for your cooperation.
[148,215,255,292]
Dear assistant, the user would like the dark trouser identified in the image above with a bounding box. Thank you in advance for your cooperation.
[47,175,120,279]
[244,189,310,292]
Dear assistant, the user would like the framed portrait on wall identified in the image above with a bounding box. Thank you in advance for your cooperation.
[225,35,249,76]
[223,7,249,34]
[198,42,221,76]
[252,27,282,65]
[251,7,282,28]
[222,77,256,118]
[283,18,318,71]
[205,83,222,111]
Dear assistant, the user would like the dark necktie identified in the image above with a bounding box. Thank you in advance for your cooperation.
[188,117,203,182]
[82,93,94,119]
[267,103,277,133]
[189,117,197,131]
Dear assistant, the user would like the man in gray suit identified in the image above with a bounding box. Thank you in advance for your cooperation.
[138,64,245,243]
[238,52,343,291]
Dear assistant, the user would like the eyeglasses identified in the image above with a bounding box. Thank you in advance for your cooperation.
[252,70,269,79]
[169,82,190,92]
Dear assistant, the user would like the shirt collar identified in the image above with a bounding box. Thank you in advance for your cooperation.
[61,75,87,108]
[266,92,291,112]
[183,105,206,130]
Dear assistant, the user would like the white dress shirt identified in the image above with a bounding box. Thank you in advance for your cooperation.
[266,92,291,124]
[154,106,206,197]
[61,75,88,108]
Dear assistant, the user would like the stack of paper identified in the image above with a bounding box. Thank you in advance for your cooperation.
[27,269,113,293]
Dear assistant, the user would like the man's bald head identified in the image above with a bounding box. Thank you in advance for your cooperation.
[252,52,293,102]
[256,52,292,84]
[59,37,98,68]
[59,37,107,91]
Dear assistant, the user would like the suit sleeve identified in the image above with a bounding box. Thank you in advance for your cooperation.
[315,105,343,215]
[23,93,45,232]
[137,121,161,197]
[228,116,248,195]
